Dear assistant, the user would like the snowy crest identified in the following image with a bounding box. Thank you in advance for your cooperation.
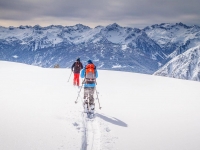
[0,22,200,76]
[154,45,200,81]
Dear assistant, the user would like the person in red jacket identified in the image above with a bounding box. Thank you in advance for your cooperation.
[71,58,83,86]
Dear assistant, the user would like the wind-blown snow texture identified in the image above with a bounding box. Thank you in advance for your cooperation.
[154,45,200,81]
[1,22,200,76]
[1,61,200,150]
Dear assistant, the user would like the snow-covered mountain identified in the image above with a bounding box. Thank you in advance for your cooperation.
[1,61,200,150]
[154,45,200,81]
[145,23,200,57]
[0,23,200,74]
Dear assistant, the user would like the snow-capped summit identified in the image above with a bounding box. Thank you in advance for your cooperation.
[154,45,200,81]
[104,23,121,31]
[0,22,200,76]
[33,24,43,30]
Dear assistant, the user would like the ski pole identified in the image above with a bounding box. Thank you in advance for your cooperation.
[95,88,102,109]
[75,79,85,103]
[67,71,73,82]
[75,85,82,103]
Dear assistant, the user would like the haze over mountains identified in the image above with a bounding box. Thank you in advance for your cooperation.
[0,22,200,81]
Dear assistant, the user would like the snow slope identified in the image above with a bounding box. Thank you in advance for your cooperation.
[1,61,200,150]
[154,45,200,81]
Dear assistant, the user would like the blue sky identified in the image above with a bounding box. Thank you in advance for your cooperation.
[0,0,199,28]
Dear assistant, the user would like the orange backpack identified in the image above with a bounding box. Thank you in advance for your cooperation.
[85,64,96,80]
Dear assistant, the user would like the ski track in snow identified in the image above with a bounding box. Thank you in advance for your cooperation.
[81,112,87,150]
[74,86,101,150]
[81,113,101,150]
[85,115,101,150]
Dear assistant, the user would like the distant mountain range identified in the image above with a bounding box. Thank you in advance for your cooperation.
[0,22,200,80]
[154,45,200,81]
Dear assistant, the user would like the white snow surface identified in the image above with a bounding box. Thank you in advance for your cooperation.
[1,61,200,150]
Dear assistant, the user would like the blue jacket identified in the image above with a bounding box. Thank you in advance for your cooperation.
[80,67,98,88]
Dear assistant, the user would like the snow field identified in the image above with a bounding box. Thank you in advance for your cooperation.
[1,61,200,150]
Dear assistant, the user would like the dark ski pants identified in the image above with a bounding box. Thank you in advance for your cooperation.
[83,87,95,104]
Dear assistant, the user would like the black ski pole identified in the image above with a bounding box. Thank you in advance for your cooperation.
[95,88,102,109]
[67,71,73,82]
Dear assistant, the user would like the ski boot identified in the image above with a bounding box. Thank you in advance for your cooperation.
[83,99,88,113]
[87,102,95,119]
[90,103,95,114]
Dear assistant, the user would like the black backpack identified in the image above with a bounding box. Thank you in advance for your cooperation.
[73,61,82,73]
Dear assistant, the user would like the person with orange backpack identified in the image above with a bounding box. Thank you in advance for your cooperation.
[80,59,98,115]
[71,58,83,87]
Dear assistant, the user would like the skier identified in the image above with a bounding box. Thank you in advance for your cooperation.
[80,59,98,114]
[71,58,83,87]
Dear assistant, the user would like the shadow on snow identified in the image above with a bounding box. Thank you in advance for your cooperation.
[95,113,128,127]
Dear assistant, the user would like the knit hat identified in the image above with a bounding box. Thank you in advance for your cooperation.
[76,58,80,61]
[87,59,93,64]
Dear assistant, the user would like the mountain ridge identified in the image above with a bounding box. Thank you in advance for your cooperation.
[154,45,200,81]
[0,22,200,75]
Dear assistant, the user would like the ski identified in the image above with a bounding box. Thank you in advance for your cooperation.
[83,100,95,119]
[87,112,95,119]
